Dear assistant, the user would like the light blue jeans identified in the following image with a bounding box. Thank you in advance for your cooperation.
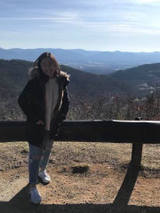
[29,144,52,185]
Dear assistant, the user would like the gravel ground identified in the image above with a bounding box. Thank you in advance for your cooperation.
[0,142,160,213]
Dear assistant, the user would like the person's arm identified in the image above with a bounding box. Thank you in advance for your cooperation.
[18,81,35,118]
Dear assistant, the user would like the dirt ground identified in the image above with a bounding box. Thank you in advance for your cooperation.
[0,142,160,213]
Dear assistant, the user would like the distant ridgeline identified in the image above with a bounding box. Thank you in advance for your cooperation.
[1,48,160,74]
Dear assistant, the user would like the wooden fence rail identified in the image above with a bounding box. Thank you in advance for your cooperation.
[1,120,160,168]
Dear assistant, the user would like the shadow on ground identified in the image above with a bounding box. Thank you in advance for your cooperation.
[0,163,160,213]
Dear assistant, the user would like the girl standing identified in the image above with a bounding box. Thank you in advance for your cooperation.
[18,52,70,204]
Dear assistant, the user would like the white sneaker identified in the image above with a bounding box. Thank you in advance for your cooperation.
[30,188,41,204]
[38,170,51,184]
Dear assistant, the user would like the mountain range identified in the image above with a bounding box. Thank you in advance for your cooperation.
[1,47,160,74]
[1,59,160,100]
[0,59,133,100]
[1,58,160,121]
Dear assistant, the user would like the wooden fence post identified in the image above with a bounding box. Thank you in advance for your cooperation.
[131,117,143,168]
[131,143,143,168]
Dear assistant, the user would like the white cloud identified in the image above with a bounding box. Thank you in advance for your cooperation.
[139,0,160,2]
[133,0,160,4]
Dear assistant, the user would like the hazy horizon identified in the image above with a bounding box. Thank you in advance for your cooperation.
[1,47,160,54]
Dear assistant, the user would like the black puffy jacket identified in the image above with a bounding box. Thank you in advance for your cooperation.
[18,70,70,148]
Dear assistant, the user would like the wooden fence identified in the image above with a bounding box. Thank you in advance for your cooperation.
[1,119,160,168]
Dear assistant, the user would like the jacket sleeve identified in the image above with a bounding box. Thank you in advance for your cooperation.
[59,87,70,120]
[18,81,36,119]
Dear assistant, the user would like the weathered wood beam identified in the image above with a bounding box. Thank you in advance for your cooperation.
[1,120,159,167]
[0,120,160,143]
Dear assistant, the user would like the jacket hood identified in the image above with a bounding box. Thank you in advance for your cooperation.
[28,67,70,85]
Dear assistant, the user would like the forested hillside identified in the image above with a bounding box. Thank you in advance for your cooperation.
[110,63,160,89]
[0,59,134,97]
[1,59,160,121]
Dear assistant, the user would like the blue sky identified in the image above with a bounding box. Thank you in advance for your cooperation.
[1,0,160,52]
